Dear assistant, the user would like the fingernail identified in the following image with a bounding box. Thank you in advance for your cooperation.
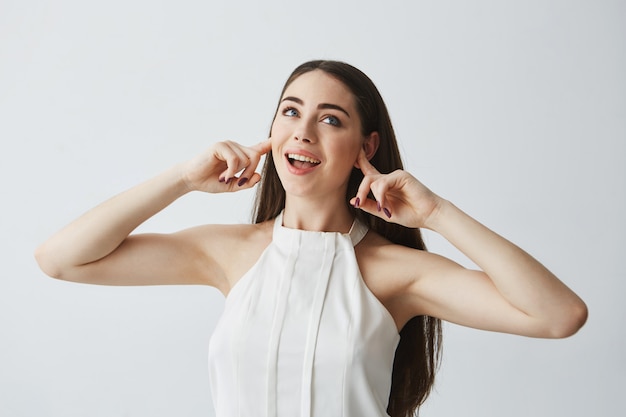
[354,197,360,208]
[218,177,225,183]
[383,208,392,218]
[238,177,249,186]
[377,201,381,212]
[225,177,233,184]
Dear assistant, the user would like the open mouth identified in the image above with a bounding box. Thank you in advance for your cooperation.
[286,153,321,170]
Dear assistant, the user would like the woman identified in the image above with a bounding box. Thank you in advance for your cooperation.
[35,60,587,417]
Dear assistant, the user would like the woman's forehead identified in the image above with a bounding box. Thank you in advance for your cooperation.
[282,70,355,108]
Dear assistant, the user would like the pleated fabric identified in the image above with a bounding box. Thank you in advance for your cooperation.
[208,212,400,417]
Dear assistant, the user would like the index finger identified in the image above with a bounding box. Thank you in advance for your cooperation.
[249,138,272,155]
[355,148,380,176]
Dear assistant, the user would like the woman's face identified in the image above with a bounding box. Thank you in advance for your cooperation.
[270,70,366,200]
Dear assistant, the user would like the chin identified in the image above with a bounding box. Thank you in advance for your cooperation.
[279,181,316,198]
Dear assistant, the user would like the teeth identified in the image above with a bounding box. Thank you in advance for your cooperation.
[287,153,320,164]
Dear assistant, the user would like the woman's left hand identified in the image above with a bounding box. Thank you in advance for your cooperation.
[351,149,444,229]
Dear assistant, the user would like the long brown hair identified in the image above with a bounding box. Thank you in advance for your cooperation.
[252,60,442,417]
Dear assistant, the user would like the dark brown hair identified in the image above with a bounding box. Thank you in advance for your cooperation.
[252,60,442,417]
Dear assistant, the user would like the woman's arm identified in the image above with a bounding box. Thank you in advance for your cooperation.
[413,201,586,338]
[34,140,271,287]
[352,150,587,338]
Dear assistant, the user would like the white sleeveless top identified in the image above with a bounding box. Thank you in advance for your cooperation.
[208,212,400,417]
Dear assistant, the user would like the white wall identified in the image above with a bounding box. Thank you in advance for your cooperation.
[1,1,623,416]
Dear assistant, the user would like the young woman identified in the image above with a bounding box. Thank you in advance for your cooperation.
[35,60,587,417]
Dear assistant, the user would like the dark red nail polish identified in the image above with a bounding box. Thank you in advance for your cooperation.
[238,177,249,186]
[383,208,391,218]
[225,177,233,184]
[354,197,360,208]
[218,177,225,183]
[377,202,381,212]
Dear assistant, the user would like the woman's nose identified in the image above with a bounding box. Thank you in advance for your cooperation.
[293,118,317,143]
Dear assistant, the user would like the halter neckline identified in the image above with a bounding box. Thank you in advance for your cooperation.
[273,211,368,247]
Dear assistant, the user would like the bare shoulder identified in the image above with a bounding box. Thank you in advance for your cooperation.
[354,229,450,330]
[181,220,274,294]
[354,229,429,292]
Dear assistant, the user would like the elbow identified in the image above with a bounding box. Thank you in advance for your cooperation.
[34,243,65,280]
[547,301,589,339]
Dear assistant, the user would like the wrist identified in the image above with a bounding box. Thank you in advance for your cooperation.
[157,163,195,197]
[423,198,454,232]
[173,162,196,194]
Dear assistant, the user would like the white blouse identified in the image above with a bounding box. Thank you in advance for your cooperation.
[208,212,400,417]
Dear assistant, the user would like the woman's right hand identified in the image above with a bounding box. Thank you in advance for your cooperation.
[182,139,272,193]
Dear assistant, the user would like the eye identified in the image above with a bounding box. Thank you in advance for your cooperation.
[282,107,299,117]
[322,115,341,127]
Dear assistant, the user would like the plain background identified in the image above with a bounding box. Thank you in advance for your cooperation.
[1,1,624,416]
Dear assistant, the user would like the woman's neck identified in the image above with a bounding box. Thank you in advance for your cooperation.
[281,195,354,233]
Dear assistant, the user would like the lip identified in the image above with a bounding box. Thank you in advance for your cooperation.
[284,148,322,175]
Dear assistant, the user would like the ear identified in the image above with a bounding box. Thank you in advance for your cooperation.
[362,131,380,160]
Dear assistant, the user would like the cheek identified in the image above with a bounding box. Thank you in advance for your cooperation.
[333,136,363,157]
[270,118,289,139]
[271,145,281,165]
[329,142,361,175]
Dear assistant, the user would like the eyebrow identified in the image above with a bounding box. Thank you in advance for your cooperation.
[281,96,351,118]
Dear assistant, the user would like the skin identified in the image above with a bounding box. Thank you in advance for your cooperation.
[35,70,587,338]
